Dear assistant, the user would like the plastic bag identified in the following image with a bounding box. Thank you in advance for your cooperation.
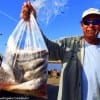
[0,13,48,99]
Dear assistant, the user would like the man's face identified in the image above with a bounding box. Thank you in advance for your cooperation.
[81,14,100,39]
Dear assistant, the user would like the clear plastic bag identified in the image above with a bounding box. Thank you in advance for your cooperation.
[0,13,48,99]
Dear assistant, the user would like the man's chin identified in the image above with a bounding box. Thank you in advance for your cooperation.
[88,36,97,39]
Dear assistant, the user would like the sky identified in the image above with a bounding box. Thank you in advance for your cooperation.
[0,0,100,55]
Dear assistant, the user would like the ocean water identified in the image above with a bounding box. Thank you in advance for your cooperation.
[48,63,62,72]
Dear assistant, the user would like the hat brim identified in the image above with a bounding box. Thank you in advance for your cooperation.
[82,13,100,19]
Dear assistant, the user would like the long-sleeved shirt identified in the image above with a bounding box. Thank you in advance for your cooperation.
[44,35,84,100]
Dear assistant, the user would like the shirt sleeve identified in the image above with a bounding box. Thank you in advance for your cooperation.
[42,33,66,62]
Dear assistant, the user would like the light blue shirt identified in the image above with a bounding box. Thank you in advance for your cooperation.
[81,41,100,100]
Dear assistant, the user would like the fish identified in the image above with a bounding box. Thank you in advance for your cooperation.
[16,58,46,71]
[12,50,48,83]
[0,67,15,83]
[24,61,48,81]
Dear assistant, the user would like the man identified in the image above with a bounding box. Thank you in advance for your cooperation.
[21,2,100,100]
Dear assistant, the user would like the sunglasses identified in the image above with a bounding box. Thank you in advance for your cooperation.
[82,19,100,25]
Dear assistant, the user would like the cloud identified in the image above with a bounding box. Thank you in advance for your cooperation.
[31,0,69,24]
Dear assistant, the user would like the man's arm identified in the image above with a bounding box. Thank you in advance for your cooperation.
[41,31,65,61]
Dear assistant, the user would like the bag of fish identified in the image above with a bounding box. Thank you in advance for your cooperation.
[0,7,48,99]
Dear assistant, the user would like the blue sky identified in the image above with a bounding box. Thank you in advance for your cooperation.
[0,0,100,55]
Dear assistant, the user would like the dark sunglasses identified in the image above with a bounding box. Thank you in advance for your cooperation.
[82,19,100,25]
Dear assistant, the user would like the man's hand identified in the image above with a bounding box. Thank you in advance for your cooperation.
[20,2,36,21]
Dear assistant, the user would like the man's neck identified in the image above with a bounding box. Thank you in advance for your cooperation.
[84,37,99,45]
